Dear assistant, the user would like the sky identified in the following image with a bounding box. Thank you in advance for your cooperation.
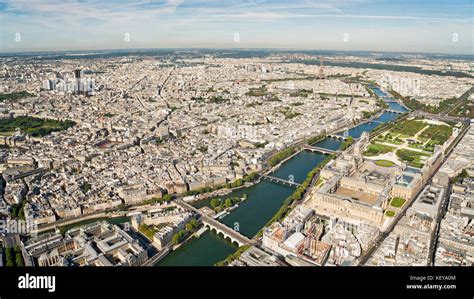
[0,0,473,54]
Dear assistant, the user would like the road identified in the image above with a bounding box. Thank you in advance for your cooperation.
[439,86,474,115]
[357,187,417,265]
[427,184,451,265]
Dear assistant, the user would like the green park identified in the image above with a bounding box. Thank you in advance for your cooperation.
[0,116,75,137]
[363,118,455,168]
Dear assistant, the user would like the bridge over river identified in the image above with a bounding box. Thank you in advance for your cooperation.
[260,175,302,189]
[176,200,255,247]
[302,144,340,155]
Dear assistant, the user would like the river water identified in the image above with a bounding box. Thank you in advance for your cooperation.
[156,230,238,266]
[270,150,327,184]
[157,86,408,266]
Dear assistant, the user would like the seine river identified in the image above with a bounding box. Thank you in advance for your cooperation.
[156,87,407,266]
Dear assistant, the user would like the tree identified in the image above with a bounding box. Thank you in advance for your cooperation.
[210,198,220,208]
[162,194,173,202]
[185,223,193,231]
[243,172,258,182]
[11,206,18,218]
[5,247,15,266]
[189,219,198,228]
[177,230,186,240]
[15,253,24,267]
[5,247,13,259]
[80,182,92,194]
[224,198,233,208]
[172,233,181,245]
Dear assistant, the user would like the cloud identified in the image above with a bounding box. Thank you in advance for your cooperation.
[0,0,472,53]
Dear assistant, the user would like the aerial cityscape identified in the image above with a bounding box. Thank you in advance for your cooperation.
[0,0,472,276]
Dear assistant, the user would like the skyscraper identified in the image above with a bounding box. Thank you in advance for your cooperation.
[74,69,81,79]
[42,80,50,90]
[74,70,82,94]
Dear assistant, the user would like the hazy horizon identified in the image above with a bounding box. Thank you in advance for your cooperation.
[1,47,474,58]
[1,0,473,55]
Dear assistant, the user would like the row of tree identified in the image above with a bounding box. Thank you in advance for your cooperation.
[209,194,247,213]
[268,147,298,167]
[306,135,326,145]
[142,194,173,206]
[339,136,354,151]
[2,246,24,267]
[171,219,199,245]
[183,172,258,197]
[215,245,251,266]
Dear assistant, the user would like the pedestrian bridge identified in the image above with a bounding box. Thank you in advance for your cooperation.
[261,175,302,189]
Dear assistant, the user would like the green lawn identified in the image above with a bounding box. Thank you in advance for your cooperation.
[363,143,395,157]
[138,223,157,239]
[375,160,395,167]
[139,223,171,240]
[391,120,426,136]
[390,197,406,208]
[419,124,453,145]
[424,140,438,152]
[377,133,404,145]
[383,138,404,145]
[396,149,430,168]
[385,210,396,217]
[408,143,424,150]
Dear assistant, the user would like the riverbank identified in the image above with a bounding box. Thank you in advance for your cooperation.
[121,86,412,266]
[155,229,238,266]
